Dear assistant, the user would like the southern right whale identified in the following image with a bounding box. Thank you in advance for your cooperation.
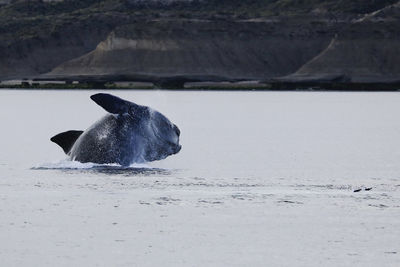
[51,93,181,166]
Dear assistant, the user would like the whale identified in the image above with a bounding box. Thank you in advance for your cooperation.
[51,93,181,166]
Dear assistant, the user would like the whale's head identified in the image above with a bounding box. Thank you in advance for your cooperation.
[142,108,181,161]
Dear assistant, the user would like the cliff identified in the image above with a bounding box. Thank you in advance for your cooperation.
[0,0,399,86]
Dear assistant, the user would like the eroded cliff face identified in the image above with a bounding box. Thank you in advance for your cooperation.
[286,2,400,83]
[47,18,339,80]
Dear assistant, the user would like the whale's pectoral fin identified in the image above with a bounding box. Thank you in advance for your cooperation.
[50,130,84,154]
[90,93,138,115]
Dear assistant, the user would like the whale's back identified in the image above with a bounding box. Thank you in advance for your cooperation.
[70,114,143,166]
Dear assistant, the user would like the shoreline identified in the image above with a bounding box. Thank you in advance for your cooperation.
[1,82,399,91]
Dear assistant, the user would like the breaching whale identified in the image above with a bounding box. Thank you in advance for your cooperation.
[51,93,181,166]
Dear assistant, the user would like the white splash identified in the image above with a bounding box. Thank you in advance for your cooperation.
[32,159,151,170]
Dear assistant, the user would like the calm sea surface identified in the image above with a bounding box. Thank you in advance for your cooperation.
[0,90,399,266]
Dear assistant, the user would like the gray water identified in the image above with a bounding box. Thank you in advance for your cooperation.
[0,90,399,266]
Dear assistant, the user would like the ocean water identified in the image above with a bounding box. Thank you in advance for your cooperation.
[0,90,399,266]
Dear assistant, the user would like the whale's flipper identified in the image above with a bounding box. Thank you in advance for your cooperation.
[90,93,141,115]
[51,130,84,154]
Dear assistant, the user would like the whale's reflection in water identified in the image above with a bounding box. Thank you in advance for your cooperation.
[75,165,173,176]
